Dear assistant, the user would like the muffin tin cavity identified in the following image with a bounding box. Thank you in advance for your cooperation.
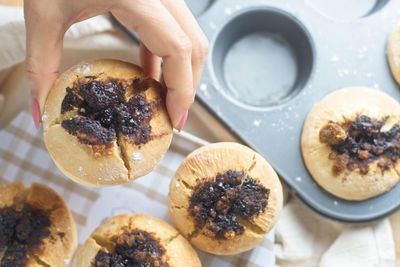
[308,0,390,20]
[211,8,313,108]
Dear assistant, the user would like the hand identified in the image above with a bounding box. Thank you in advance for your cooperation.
[24,0,209,130]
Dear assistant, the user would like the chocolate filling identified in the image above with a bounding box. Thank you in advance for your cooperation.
[0,205,51,267]
[189,170,269,240]
[61,77,153,147]
[319,115,400,175]
[93,230,169,267]
[62,116,116,146]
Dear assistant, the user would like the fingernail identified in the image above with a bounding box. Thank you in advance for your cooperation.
[31,97,40,129]
[177,111,188,132]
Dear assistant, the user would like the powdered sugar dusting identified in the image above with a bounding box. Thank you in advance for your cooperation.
[75,63,92,74]
[41,113,48,122]
[330,55,339,62]
[224,8,232,14]
[132,152,142,161]
[253,120,261,127]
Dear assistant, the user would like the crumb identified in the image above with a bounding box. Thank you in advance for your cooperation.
[319,123,347,145]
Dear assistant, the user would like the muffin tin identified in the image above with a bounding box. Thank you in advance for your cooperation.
[114,0,400,223]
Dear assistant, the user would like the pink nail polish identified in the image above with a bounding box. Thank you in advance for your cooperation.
[177,111,188,132]
[31,97,40,129]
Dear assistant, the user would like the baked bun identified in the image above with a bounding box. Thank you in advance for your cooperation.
[43,59,173,187]
[301,87,400,200]
[0,182,77,266]
[76,213,201,267]
[387,22,400,85]
[168,142,283,255]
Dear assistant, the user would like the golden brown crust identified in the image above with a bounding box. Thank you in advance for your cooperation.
[0,181,24,208]
[388,22,400,85]
[76,213,201,267]
[301,87,400,200]
[25,183,78,267]
[43,59,173,187]
[0,182,25,264]
[0,182,77,267]
[168,142,283,255]
[120,78,173,180]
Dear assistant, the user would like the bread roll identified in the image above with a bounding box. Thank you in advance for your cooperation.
[43,59,173,187]
[301,87,400,200]
[168,142,283,255]
[76,213,201,267]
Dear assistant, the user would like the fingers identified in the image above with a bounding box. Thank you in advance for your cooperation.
[139,43,161,80]
[24,0,64,125]
[113,0,194,128]
[161,0,209,90]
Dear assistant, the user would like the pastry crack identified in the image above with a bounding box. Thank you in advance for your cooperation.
[186,228,203,242]
[247,154,257,173]
[236,216,266,236]
[0,247,6,265]
[171,206,185,210]
[161,233,180,246]
[178,179,195,190]
[28,252,51,267]
[90,236,115,253]
[117,132,131,175]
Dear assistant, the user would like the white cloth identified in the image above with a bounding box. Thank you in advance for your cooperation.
[0,6,399,267]
[275,199,398,267]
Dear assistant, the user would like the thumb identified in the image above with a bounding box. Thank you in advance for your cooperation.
[24,5,64,128]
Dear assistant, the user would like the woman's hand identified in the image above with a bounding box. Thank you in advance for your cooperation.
[24,0,209,130]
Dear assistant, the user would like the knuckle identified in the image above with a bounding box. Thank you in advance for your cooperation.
[192,36,209,64]
[171,36,192,56]
[182,89,195,105]
[25,56,40,79]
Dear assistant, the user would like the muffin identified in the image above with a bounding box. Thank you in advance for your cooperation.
[301,87,400,200]
[76,213,201,267]
[43,59,173,187]
[168,142,283,255]
[0,182,77,266]
[387,21,400,85]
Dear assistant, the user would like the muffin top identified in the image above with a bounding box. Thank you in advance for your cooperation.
[168,142,283,255]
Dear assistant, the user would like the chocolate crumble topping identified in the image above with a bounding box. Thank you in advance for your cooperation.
[189,170,270,240]
[1,243,27,267]
[60,77,153,147]
[93,230,169,267]
[0,205,51,267]
[62,116,116,147]
[320,115,400,175]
